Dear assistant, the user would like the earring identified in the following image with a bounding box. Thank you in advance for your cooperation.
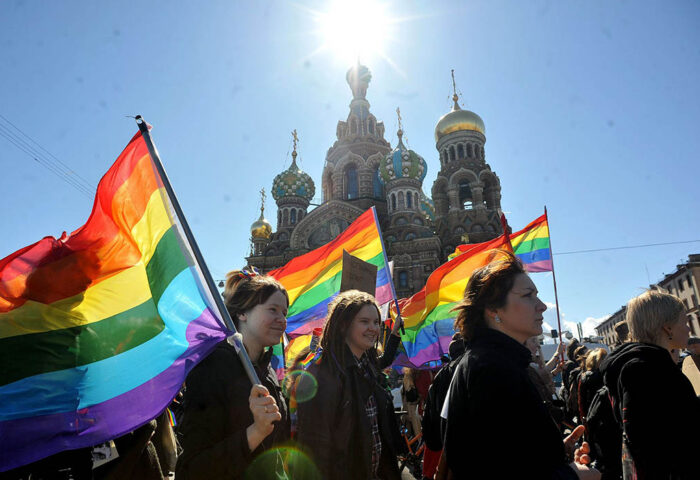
[495,315,501,323]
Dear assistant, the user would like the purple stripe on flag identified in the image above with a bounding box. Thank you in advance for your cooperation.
[0,308,226,473]
[524,259,553,273]
[393,334,453,369]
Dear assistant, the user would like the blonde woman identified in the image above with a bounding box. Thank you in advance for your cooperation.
[600,290,699,479]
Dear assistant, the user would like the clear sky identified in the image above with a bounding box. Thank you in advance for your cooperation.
[2,0,699,339]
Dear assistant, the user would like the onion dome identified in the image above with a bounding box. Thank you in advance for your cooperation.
[250,212,272,239]
[419,191,436,221]
[251,188,272,239]
[435,94,485,141]
[272,149,315,202]
[379,128,427,184]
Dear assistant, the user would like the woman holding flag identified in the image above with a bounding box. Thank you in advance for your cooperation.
[175,269,291,479]
[442,251,600,479]
[296,290,401,480]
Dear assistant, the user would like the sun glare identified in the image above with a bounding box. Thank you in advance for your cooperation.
[313,0,393,66]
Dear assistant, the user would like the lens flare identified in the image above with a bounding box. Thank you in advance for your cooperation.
[282,369,318,404]
[245,446,321,480]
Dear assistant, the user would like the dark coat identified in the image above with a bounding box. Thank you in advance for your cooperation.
[296,346,401,480]
[578,369,603,422]
[175,341,290,480]
[444,328,577,479]
[600,342,700,480]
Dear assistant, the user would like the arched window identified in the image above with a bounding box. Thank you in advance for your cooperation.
[369,119,375,134]
[290,209,297,224]
[399,271,409,288]
[442,150,448,164]
[372,167,384,199]
[345,165,359,199]
[415,192,420,209]
[283,209,289,225]
[398,191,405,209]
[391,193,397,210]
[467,143,474,158]
[350,118,358,135]
[298,209,303,221]
[406,191,412,208]
[405,233,416,241]
[459,181,473,209]
[277,210,281,226]
[449,146,455,161]
[457,144,464,159]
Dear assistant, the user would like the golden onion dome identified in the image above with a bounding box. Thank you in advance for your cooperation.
[250,213,272,240]
[434,94,485,142]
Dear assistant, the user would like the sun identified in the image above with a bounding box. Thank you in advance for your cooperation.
[307,0,395,67]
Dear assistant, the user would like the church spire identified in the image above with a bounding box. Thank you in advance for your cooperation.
[451,69,461,111]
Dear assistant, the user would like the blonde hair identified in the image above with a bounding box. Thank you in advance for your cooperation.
[585,348,608,371]
[627,290,685,345]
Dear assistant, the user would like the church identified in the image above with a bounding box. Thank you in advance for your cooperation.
[246,63,504,298]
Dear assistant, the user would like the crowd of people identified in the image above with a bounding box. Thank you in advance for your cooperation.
[5,251,700,479]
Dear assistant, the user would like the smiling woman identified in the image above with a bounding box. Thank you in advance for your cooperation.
[311,0,394,65]
[296,290,403,480]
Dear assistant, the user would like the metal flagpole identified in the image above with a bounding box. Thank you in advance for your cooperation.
[371,206,405,334]
[544,206,565,361]
[135,116,261,386]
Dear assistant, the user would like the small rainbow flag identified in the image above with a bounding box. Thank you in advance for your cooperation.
[0,129,228,471]
[449,213,552,273]
[510,214,552,272]
[269,207,393,342]
[393,234,512,368]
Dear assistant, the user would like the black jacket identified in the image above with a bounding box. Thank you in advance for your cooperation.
[600,342,700,479]
[578,369,603,422]
[444,328,577,479]
[296,346,401,480]
[175,341,290,480]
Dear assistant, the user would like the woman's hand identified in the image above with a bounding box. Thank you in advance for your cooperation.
[246,384,281,451]
[391,315,403,336]
[563,425,592,463]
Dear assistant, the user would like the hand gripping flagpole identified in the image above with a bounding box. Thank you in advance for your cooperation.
[135,116,261,386]
[544,206,565,362]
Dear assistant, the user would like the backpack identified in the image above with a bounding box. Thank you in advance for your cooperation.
[567,367,582,421]
[585,385,622,478]
[421,356,462,451]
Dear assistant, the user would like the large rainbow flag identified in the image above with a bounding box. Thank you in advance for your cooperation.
[394,235,511,368]
[269,207,393,344]
[449,213,552,273]
[0,130,228,471]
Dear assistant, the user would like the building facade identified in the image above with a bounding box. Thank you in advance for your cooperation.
[246,64,504,298]
[655,254,700,336]
[596,254,700,347]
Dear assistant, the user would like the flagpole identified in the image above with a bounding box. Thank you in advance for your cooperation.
[544,206,565,361]
[371,206,405,334]
[135,116,261,386]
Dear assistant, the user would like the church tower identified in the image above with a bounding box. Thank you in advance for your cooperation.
[249,188,272,256]
[322,62,391,217]
[432,71,503,258]
[271,130,315,235]
[380,108,441,298]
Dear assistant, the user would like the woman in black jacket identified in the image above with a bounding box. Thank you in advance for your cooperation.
[443,251,599,479]
[599,290,699,479]
[296,290,401,480]
[175,270,291,479]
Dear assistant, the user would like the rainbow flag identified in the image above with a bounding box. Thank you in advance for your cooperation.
[510,214,552,272]
[269,207,393,342]
[0,130,228,471]
[448,213,552,273]
[393,235,511,368]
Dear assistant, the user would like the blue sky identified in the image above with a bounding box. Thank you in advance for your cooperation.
[1,0,699,339]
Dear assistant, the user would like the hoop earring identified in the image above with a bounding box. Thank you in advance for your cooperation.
[495,315,501,323]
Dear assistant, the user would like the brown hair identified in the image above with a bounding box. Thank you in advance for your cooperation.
[223,269,289,328]
[585,348,608,371]
[321,290,380,370]
[452,250,526,342]
[627,290,685,345]
[574,345,589,368]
